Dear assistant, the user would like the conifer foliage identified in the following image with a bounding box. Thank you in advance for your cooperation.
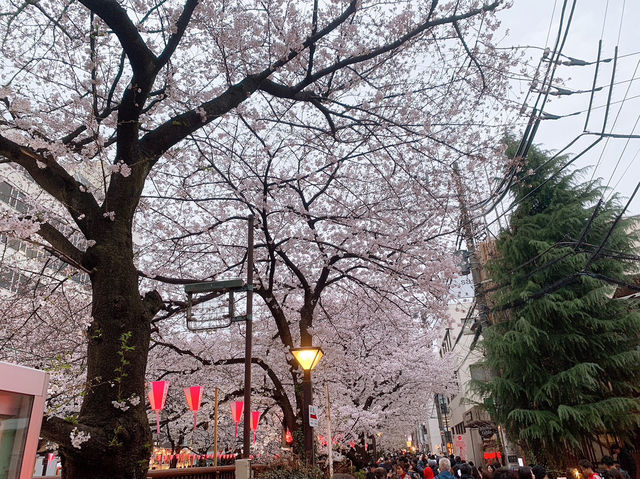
[475,143,640,466]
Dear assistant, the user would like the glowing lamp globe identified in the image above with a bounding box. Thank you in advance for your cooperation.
[291,347,324,371]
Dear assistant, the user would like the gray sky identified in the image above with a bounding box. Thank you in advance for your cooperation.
[498,0,640,216]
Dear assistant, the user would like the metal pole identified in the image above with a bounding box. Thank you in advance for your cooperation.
[453,162,491,327]
[325,383,334,479]
[372,434,377,463]
[303,369,314,465]
[242,215,254,459]
[214,387,219,467]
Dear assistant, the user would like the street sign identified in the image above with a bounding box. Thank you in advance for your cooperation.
[308,405,319,428]
[479,425,496,439]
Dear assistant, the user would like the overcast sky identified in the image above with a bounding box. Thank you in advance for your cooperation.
[497,0,640,216]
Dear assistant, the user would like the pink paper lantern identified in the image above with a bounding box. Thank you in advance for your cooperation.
[148,381,170,434]
[184,386,204,430]
[250,410,261,443]
[230,401,244,437]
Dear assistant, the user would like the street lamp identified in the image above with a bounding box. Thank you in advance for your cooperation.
[291,346,324,464]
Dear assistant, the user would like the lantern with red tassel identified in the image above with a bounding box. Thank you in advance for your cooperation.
[148,381,170,434]
[230,401,244,437]
[184,386,204,430]
[250,410,261,443]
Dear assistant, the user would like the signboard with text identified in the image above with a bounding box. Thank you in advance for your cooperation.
[308,405,319,428]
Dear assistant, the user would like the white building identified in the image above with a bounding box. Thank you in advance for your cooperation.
[430,270,517,467]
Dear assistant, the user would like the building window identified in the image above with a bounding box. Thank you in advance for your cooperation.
[0,181,29,213]
[0,266,30,293]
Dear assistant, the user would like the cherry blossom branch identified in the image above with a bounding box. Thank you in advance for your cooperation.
[79,0,155,77]
[281,0,501,95]
[0,135,101,233]
[453,19,487,91]
[156,0,200,70]
[35,222,86,271]
[139,0,362,163]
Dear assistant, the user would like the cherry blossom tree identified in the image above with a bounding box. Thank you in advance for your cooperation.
[138,115,464,448]
[0,0,513,477]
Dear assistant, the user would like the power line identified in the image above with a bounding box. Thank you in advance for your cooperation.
[608,145,640,198]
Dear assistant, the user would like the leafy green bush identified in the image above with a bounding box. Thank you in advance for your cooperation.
[257,458,324,479]
[354,470,367,479]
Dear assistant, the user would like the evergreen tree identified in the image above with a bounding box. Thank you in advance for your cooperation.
[473,142,640,467]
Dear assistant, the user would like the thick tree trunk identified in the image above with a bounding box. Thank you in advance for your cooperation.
[55,219,160,479]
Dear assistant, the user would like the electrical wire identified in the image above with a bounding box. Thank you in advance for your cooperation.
[608,145,640,197]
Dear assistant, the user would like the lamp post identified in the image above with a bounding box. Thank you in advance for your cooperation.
[291,346,324,465]
[183,215,254,460]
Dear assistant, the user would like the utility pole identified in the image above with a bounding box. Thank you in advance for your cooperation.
[213,387,219,467]
[453,163,491,328]
[325,383,334,479]
[453,165,515,465]
[242,215,254,459]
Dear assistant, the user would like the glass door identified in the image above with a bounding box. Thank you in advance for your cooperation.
[0,391,34,479]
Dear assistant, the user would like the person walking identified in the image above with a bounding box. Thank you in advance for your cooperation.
[612,445,637,479]
[436,458,456,479]
[579,460,603,479]
[425,463,436,479]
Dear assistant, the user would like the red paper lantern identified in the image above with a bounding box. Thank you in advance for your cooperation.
[230,401,244,437]
[285,428,293,444]
[184,386,204,430]
[148,381,170,434]
[250,410,261,443]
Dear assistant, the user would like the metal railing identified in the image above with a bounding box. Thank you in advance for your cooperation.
[36,463,267,479]
[147,465,237,479]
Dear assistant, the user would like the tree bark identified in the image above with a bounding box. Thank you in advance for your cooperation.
[50,216,161,479]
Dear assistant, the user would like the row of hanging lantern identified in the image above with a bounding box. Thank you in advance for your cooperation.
[153,451,238,464]
[230,400,261,443]
[148,382,261,440]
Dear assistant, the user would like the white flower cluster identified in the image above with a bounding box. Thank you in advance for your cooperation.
[196,107,207,123]
[111,400,129,412]
[112,394,141,411]
[70,427,91,449]
[108,161,132,178]
[0,213,40,239]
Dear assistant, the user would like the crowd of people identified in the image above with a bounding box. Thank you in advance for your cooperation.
[364,445,636,479]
